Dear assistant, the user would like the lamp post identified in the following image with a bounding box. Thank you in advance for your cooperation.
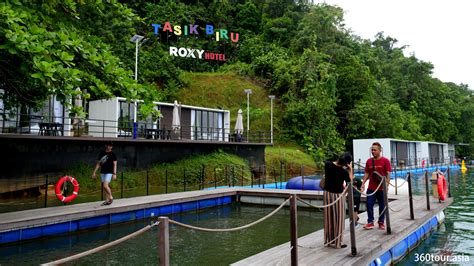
[269,95,275,144]
[130,34,145,81]
[244,89,252,140]
[130,34,145,139]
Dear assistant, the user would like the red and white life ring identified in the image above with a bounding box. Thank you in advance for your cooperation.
[55,176,80,203]
[437,174,448,201]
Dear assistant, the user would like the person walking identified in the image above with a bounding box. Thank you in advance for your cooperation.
[361,142,391,230]
[92,141,117,205]
[323,152,354,248]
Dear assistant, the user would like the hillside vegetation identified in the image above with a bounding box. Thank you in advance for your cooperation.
[2,0,473,164]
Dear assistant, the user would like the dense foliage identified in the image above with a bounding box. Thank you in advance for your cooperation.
[1,0,473,159]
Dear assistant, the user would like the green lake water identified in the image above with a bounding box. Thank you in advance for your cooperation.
[1,170,472,265]
[398,170,473,265]
[0,203,322,265]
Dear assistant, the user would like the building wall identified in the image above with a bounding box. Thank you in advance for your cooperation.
[353,138,391,166]
[88,98,118,137]
[0,135,265,179]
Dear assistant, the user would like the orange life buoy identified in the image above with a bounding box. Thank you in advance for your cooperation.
[55,176,80,203]
[437,174,448,201]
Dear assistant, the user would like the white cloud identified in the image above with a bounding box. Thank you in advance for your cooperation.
[313,0,474,89]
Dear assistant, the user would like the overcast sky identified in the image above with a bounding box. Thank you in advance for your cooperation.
[313,0,473,89]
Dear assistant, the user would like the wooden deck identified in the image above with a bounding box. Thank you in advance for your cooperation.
[0,188,324,232]
[233,193,452,265]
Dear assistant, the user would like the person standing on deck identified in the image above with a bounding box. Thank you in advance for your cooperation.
[92,141,117,205]
[323,152,354,249]
[361,142,391,230]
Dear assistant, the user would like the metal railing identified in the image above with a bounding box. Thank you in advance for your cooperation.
[0,113,272,144]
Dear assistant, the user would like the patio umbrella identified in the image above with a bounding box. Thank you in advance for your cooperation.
[172,100,180,132]
[234,109,243,134]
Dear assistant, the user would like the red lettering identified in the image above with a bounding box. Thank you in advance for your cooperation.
[163,22,173,32]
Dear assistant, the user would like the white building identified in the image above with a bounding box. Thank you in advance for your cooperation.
[88,97,231,141]
[353,138,449,169]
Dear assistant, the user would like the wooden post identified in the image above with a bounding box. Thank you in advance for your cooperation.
[290,195,298,266]
[408,172,414,220]
[158,217,170,266]
[382,177,391,234]
[347,181,357,255]
[424,171,430,210]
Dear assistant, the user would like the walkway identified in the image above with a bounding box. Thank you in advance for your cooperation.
[233,193,452,265]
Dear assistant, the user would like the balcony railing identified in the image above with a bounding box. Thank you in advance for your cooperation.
[0,113,271,144]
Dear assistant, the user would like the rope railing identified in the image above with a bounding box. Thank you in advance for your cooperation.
[353,173,386,197]
[297,186,349,209]
[41,221,160,265]
[389,173,409,188]
[168,197,291,232]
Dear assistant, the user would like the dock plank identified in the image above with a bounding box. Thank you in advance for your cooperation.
[232,193,452,265]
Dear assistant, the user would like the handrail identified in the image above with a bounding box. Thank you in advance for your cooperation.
[169,197,291,232]
[41,221,160,265]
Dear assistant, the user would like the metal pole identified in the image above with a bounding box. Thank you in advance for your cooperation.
[101,182,104,201]
[269,95,274,144]
[146,168,149,196]
[290,195,298,266]
[241,165,244,187]
[251,172,254,188]
[247,92,250,140]
[447,167,452,198]
[165,169,168,194]
[214,167,217,189]
[201,165,205,190]
[262,165,265,189]
[301,165,304,191]
[135,39,139,81]
[424,171,430,210]
[121,172,124,198]
[158,217,170,266]
[232,166,235,187]
[394,163,398,195]
[407,172,414,220]
[44,175,48,208]
[382,176,391,234]
[348,181,357,255]
[183,168,186,192]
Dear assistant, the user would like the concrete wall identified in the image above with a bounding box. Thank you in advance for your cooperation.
[0,135,266,179]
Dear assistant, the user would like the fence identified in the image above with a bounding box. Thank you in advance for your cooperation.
[0,162,318,213]
[0,113,272,144]
[41,167,452,265]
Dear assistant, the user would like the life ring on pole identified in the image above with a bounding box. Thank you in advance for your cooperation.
[55,176,80,203]
[437,174,448,201]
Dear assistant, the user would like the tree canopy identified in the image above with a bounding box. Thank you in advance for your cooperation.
[1,0,473,158]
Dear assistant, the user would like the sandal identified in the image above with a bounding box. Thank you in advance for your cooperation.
[101,201,109,206]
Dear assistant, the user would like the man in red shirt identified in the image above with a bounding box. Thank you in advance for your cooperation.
[361,142,391,230]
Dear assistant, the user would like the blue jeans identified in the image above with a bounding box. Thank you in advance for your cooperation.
[366,189,385,224]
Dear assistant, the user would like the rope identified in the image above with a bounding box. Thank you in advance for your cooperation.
[41,221,160,265]
[388,205,404,212]
[353,175,386,197]
[297,186,349,209]
[389,174,409,188]
[169,197,291,232]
